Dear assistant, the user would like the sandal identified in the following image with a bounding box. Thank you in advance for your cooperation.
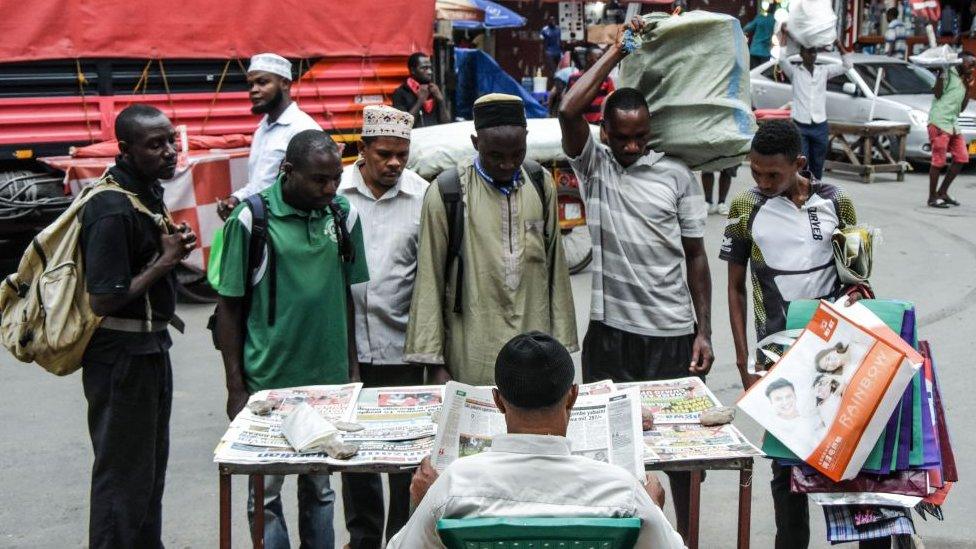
[941,196,961,206]
[928,198,950,209]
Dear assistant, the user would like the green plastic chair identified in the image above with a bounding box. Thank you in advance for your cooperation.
[436,517,641,549]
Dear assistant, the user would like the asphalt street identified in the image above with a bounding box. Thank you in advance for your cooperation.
[1,168,974,548]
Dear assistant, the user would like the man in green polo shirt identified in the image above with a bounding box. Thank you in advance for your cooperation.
[927,54,975,208]
[215,129,368,548]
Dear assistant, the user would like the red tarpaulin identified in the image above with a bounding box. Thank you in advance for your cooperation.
[0,0,435,62]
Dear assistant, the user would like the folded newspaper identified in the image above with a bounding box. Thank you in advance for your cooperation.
[281,402,344,454]
[431,380,645,480]
[738,300,924,481]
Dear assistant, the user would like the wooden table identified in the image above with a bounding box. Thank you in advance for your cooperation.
[218,456,755,549]
[826,121,911,184]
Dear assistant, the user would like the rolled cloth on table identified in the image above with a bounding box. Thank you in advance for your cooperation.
[618,10,757,171]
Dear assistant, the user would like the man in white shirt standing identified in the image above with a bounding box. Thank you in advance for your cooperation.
[216,53,322,219]
[338,105,429,549]
[388,331,685,549]
[776,33,852,180]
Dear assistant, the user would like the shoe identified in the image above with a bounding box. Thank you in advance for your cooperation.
[717,202,730,216]
[941,196,961,206]
[707,202,718,215]
[928,198,950,209]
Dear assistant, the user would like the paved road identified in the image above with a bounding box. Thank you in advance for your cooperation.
[1,169,975,548]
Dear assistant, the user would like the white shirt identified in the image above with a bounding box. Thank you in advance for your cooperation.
[388,434,685,549]
[339,163,428,364]
[777,54,853,124]
[233,102,322,200]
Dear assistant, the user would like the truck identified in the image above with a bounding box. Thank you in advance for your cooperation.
[0,0,436,294]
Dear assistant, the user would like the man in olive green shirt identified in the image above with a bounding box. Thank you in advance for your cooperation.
[215,130,368,548]
[927,55,975,208]
[404,94,578,386]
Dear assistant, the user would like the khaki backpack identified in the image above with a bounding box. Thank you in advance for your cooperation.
[0,176,170,375]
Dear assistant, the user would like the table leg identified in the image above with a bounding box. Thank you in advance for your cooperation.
[737,464,753,549]
[252,474,265,548]
[688,469,702,549]
[220,472,231,549]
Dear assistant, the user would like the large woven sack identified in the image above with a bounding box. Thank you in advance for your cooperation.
[787,0,838,48]
[619,11,756,172]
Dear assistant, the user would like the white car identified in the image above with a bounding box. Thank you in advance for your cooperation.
[751,53,976,161]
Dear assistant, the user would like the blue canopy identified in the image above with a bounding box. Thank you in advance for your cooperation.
[453,0,526,29]
[454,48,548,120]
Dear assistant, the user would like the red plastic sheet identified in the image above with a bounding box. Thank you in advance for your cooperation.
[0,0,434,62]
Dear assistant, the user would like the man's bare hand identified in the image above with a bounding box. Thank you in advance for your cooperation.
[738,367,761,392]
[614,16,646,51]
[159,229,195,269]
[216,196,239,221]
[429,83,445,101]
[416,85,432,102]
[410,457,439,507]
[689,333,714,375]
[226,387,249,421]
[644,473,667,509]
[427,364,452,385]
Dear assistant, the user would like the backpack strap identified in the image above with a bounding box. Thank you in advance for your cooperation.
[522,159,550,242]
[243,194,275,326]
[436,168,465,314]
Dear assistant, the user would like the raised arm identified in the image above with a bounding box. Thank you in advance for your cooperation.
[559,17,646,157]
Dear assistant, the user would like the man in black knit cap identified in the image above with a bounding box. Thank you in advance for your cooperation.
[388,332,684,548]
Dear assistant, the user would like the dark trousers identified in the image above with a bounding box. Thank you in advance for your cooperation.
[581,321,700,538]
[771,461,809,549]
[342,363,426,548]
[796,120,830,180]
[750,54,771,69]
[83,351,172,549]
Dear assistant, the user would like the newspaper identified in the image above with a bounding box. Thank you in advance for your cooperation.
[618,377,722,424]
[431,381,645,480]
[642,424,762,463]
[281,402,340,453]
[345,385,444,442]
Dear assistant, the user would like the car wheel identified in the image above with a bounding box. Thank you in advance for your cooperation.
[562,225,592,274]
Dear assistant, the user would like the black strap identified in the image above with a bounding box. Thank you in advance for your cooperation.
[243,195,275,326]
[523,159,549,241]
[436,168,465,314]
[327,202,355,264]
[437,163,550,314]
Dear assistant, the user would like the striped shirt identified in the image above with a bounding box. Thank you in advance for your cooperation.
[569,134,707,337]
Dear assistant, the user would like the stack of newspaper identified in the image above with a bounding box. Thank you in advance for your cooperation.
[214,384,444,466]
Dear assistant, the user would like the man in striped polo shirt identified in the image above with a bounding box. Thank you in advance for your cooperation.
[559,17,713,542]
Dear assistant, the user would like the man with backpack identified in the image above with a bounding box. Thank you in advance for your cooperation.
[214,129,369,548]
[79,104,197,548]
[403,93,577,386]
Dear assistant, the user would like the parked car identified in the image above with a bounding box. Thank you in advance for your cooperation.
[751,52,976,161]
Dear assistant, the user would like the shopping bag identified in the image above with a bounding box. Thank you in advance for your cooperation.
[739,300,923,481]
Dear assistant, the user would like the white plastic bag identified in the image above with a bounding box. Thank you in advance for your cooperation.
[787,0,838,48]
[910,45,963,67]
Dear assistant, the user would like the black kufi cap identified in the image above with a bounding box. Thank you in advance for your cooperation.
[473,93,527,130]
[494,331,574,408]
